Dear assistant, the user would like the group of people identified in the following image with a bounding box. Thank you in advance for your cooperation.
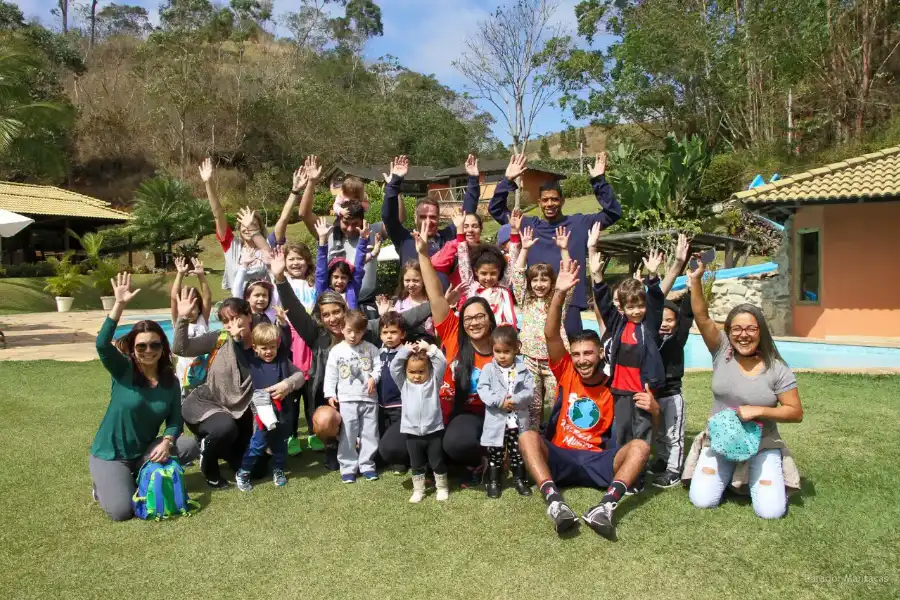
[88,152,804,538]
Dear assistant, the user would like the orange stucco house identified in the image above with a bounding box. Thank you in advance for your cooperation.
[737,146,900,340]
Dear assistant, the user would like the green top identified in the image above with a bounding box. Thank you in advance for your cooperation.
[89,317,183,461]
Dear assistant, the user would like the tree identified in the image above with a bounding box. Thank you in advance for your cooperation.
[96,3,152,38]
[539,136,551,160]
[56,0,69,34]
[129,176,213,268]
[453,0,563,158]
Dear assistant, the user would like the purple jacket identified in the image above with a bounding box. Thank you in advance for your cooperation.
[315,239,369,309]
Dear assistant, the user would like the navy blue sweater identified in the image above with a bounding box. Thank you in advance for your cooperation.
[593,278,666,392]
[377,346,402,409]
[488,175,621,309]
[382,173,479,289]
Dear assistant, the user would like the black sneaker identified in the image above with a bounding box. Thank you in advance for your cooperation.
[583,502,617,540]
[546,500,579,534]
[206,479,230,490]
[625,477,645,496]
[460,460,486,490]
[652,470,682,489]
[324,443,339,471]
[646,458,667,474]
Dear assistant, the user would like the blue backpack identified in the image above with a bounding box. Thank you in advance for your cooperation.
[132,459,199,520]
[708,409,762,462]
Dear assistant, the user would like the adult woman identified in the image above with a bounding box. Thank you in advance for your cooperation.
[89,273,198,521]
[199,158,273,291]
[682,258,804,519]
[430,207,484,289]
[416,222,496,483]
[268,248,432,470]
[172,293,304,488]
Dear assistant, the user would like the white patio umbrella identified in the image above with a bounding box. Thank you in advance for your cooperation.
[377,243,399,262]
[0,209,34,261]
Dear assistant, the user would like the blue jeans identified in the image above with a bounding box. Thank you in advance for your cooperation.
[240,422,287,473]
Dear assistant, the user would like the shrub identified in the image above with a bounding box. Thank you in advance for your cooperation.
[0,262,56,278]
[701,153,748,203]
[313,189,333,215]
[376,258,400,296]
[561,174,592,198]
[44,252,83,297]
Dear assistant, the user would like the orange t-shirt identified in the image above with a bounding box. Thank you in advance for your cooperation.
[549,353,615,452]
[437,311,490,422]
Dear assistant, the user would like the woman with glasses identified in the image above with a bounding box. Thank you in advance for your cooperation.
[89,273,199,521]
[416,223,496,487]
[682,258,804,519]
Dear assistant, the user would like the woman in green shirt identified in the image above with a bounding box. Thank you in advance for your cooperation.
[89,273,199,521]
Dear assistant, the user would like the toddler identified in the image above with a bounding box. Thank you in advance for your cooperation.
[476,325,535,498]
[390,340,448,503]
[324,310,382,483]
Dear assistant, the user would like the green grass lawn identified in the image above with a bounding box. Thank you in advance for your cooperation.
[1,363,897,599]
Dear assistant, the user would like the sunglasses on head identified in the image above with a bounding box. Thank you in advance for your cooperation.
[134,341,163,353]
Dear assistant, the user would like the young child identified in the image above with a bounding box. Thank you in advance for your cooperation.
[457,214,521,327]
[170,256,212,398]
[323,310,383,483]
[314,217,372,310]
[476,325,535,498]
[377,311,409,474]
[235,323,305,492]
[243,279,277,325]
[390,340,448,503]
[332,176,369,219]
[390,261,434,336]
[589,225,666,462]
[511,225,574,430]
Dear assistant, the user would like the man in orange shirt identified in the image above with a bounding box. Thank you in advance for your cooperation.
[519,261,656,539]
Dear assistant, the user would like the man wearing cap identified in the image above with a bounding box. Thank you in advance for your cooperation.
[488,153,622,336]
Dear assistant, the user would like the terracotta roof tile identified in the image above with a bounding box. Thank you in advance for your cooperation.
[0,182,130,220]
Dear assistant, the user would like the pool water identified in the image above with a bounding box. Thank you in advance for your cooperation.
[117,316,900,370]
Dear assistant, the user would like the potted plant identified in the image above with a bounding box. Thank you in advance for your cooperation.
[91,257,122,310]
[44,252,82,312]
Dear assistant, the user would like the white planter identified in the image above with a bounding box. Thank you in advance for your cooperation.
[100,296,116,311]
[55,296,75,312]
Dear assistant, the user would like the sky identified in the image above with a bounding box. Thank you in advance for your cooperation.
[15,0,616,143]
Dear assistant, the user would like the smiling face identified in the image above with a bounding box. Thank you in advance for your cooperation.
[462,214,482,244]
[659,307,678,336]
[330,269,349,293]
[475,263,500,289]
[340,216,363,238]
[416,203,439,237]
[728,312,761,356]
[403,269,424,299]
[406,355,430,384]
[247,285,270,313]
[539,189,564,220]
[132,331,163,368]
[286,250,309,279]
[220,308,252,341]
[623,300,647,324]
[461,302,491,341]
[570,339,604,381]
[319,302,346,336]
[529,272,553,298]
[238,214,263,243]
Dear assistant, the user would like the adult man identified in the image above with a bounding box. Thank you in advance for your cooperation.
[488,153,621,336]
[519,260,654,540]
[382,155,479,288]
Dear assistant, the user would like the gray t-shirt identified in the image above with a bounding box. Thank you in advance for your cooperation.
[328,222,383,304]
[709,332,797,436]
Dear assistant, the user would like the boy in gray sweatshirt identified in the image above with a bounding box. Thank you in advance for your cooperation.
[389,340,448,503]
[324,310,382,483]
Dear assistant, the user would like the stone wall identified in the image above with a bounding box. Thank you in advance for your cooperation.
[707,216,793,336]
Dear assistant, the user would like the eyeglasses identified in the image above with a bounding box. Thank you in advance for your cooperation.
[462,313,489,325]
[135,342,163,353]
[729,325,759,336]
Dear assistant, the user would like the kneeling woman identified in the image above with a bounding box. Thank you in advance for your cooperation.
[683,258,804,519]
[89,273,199,521]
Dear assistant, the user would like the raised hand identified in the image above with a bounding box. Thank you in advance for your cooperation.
[314,217,334,244]
[173,256,190,275]
[370,232,383,258]
[687,253,706,281]
[111,272,141,305]
[304,155,322,182]
[521,226,537,250]
[589,248,605,277]
[375,294,391,316]
[237,207,258,232]
[444,282,462,306]
[413,220,429,255]
[643,249,663,275]
[588,152,607,178]
[391,155,409,178]
[190,257,205,276]
[587,221,603,249]
[451,206,465,232]
[464,153,479,177]
[198,158,214,183]
[505,154,527,180]
[554,226,571,250]
[675,233,689,264]
[292,165,308,191]
[509,208,524,234]
[414,339,431,353]
[359,219,371,242]
[555,260,580,293]
[175,287,197,318]
[274,305,289,326]
[269,246,287,281]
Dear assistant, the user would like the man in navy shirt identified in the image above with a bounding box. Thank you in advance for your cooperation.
[382,155,479,289]
[488,152,621,336]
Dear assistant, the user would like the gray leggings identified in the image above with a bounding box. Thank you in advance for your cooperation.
[89,436,199,521]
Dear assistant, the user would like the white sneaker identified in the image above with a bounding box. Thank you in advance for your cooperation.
[435,473,449,502]
[409,473,426,503]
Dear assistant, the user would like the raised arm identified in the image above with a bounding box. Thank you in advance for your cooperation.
[457,232,475,289]
[503,209,523,287]
[231,266,248,299]
[416,221,451,324]
[349,225,370,297]
[297,155,323,239]
[675,290,694,346]
[546,260,579,364]
[659,234,689,296]
[586,152,622,230]
[426,342,447,383]
[390,345,412,387]
[192,258,213,322]
[687,257,720,353]
[97,272,142,379]
[382,156,412,246]
[199,158,228,239]
[170,256,190,324]
[488,154,527,225]
[270,247,324,347]
[313,217,334,296]
[511,226,536,304]
[274,164,308,241]
[554,225,572,266]
[236,207,272,254]
[171,288,220,356]
[462,154,480,215]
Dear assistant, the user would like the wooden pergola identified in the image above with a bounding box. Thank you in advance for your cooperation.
[596,229,752,271]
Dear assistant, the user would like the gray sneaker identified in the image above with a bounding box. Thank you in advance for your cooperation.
[546,500,579,534]
[272,469,287,487]
[583,502,617,540]
[235,470,253,492]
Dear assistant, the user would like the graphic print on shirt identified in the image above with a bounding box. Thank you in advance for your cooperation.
[337,355,374,386]
[439,361,482,406]
[559,392,603,450]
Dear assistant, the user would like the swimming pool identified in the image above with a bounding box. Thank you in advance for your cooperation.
[117,315,900,370]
